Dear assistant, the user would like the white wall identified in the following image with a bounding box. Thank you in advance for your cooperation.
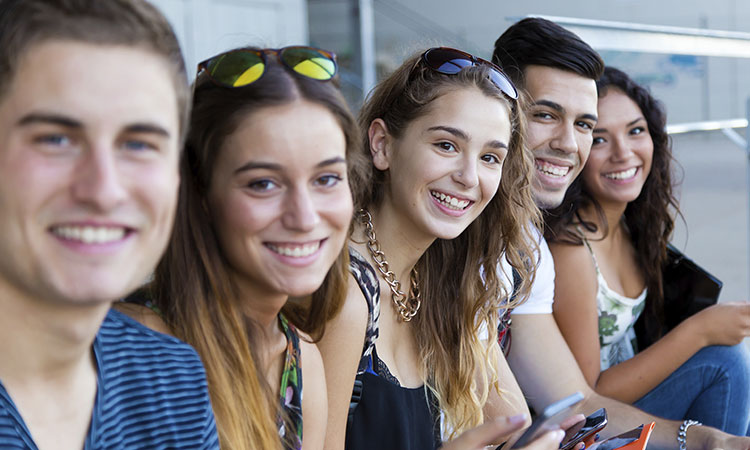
[149,0,309,78]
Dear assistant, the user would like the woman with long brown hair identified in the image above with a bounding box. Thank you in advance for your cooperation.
[124,45,369,449]
[318,47,562,449]
[546,66,750,434]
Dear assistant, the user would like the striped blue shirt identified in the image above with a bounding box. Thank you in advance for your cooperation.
[0,309,220,449]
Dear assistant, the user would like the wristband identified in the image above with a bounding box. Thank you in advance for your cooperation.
[677,419,702,450]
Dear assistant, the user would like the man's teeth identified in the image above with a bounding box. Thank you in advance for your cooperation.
[431,191,470,210]
[536,161,570,177]
[604,168,637,180]
[267,242,320,257]
[53,226,126,244]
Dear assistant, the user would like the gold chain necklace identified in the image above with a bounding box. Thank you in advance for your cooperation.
[357,209,421,322]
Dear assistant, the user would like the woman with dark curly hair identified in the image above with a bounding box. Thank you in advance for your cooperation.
[546,66,750,434]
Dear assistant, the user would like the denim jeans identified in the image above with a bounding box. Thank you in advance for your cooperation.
[633,344,750,436]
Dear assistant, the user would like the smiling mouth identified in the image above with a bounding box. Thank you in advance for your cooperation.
[265,240,323,258]
[51,225,128,244]
[430,190,472,210]
[535,160,571,178]
[604,167,637,180]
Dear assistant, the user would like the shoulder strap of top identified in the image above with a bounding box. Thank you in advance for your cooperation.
[348,246,381,372]
[575,224,601,274]
[277,313,303,448]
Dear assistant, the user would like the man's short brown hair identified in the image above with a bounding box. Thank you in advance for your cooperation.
[0,0,189,139]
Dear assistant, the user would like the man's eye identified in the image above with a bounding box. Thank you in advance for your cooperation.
[122,140,157,151]
[35,134,71,147]
[533,112,553,120]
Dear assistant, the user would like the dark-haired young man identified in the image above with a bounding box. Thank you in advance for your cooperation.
[494,17,750,450]
[0,1,218,448]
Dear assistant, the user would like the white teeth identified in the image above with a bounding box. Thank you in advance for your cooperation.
[267,242,320,258]
[535,161,570,177]
[430,191,470,210]
[53,226,126,244]
[604,168,637,180]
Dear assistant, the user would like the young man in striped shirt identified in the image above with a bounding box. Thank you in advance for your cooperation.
[0,1,219,448]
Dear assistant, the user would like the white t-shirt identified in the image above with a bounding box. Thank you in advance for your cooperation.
[504,227,554,315]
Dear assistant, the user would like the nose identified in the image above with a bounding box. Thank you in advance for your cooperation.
[71,146,127,211]
[550,122,578,155]
[611,137,634,161]
[282,186,320,232]
[451,154,479,188]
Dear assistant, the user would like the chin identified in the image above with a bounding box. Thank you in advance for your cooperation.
[281,275,329,298]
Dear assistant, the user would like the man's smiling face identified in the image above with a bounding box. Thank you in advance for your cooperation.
[523,65,598,209]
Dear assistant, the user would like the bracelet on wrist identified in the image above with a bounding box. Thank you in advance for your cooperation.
[677,419,702,450]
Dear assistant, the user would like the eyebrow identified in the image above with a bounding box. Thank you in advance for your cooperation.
[533,99,598,123]
[124,123,171,138]
[18,113,82,129]
[234,156,347,175]
[18,113,171,138]
[428,125,507,149]
[427,125,468,141]
[594,117,645,134]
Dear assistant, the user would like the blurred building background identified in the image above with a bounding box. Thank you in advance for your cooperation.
[150,0,750,302]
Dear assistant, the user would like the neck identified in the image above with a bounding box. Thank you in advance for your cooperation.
[579,198,628,240]
[231,275,287,333]
[0,282,109,387]
[364,204,434,282]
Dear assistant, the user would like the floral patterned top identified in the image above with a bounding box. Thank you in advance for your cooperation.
[278,314,303,450]
[580,234,647,370]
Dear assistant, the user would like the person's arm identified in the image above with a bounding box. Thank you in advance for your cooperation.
[548,242,601,388]
[440,415,564,450]
[587,303,750,403]
[483,343,530,422]
[480,340,532,446]
[316,274,369,450]
[550,242,750,403]
[300,338,327,450]
[508,312,750,450]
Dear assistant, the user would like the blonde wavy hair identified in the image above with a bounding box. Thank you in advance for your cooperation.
[356,50,541,438]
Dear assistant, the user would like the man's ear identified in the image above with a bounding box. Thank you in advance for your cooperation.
[368,118,392,171]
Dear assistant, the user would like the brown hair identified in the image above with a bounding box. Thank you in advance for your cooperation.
[492,17,604,88]
[545,66,680,342]
[0,0,190,141]
[357,50,541,437]
[151,48,368,449]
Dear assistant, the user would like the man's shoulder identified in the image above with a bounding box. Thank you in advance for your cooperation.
[95,309,218,448]
[98,308,207,382]
[101,308,198,354]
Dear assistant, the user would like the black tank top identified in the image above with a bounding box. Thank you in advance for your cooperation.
[346,248,442,449]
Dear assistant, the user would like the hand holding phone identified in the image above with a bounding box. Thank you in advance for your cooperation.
[560,408,607,450]
[510,392,584,449]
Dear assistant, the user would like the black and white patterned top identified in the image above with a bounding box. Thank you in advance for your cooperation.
[348,247,381,374]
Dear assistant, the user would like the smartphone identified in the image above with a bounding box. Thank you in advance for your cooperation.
[510,392,584,448]
[559,408,607,450]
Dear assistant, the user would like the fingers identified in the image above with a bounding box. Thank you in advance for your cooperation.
[522,429,566,450]
[559,414,585,431]
[441,414,527,450]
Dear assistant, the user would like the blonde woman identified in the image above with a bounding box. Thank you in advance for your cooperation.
[319,48,557,449]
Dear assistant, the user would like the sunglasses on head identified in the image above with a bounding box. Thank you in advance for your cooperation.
[197,45,338,88]
[421,47,518,100]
